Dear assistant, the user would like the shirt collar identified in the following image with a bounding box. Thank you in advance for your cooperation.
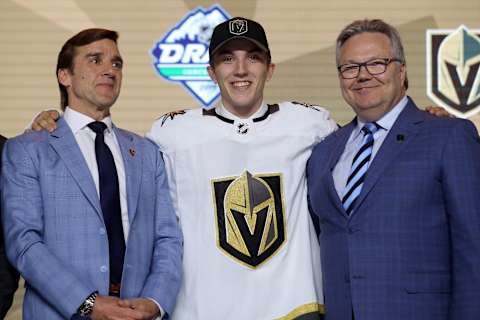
[354,95,408,136]
[216,102,268,121]
[64,107,114,134]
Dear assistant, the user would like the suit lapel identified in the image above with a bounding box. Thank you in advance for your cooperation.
[49,118,103,219]
[114,127,142,223]
[322,121,356,218]
[350,99,424,218]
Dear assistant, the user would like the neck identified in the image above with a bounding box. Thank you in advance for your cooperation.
[222,101,263,119]
[68,104,111,121]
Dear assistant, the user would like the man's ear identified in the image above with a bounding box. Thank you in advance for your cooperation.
[266,63,276,82]
[58,68,71,87]
[207,65,217,84]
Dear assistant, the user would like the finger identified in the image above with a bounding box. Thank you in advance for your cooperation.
[47,110,60,120]
[117,299,134,308]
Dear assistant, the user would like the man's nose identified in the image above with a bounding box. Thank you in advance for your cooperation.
[356,64,372,80]
[234,59,248,76]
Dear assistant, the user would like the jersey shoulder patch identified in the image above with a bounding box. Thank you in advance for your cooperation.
[291,101,325,112]
[157,109,187,126]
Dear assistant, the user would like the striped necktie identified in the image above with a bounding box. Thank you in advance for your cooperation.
[342,122,379,215]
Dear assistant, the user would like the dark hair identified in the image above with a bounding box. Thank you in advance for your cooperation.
[336,19,408,89]
[56,28,118,110]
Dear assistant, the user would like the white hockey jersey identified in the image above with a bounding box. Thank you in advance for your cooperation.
[147,101,337,320]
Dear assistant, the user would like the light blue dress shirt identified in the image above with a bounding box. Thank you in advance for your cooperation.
[333,95,409,199]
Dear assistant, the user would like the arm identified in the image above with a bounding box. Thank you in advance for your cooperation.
[139,142,182,317]
[1,137,95,317]
[442,120,480,319]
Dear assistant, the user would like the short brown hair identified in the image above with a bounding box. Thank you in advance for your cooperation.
[56,28,118,110]
[336,19,408,89]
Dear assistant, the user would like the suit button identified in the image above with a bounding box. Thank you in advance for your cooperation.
[100,265,108,273]
[99,228,106,235]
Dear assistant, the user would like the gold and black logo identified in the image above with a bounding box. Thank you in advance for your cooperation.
[427,26,480,118]
[212,171,286,268]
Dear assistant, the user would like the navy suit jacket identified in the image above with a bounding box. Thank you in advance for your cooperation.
[1,118,183,319]
[0,134,20,319]
[307,98,480,320]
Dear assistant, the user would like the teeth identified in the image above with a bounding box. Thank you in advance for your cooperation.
[232,81,250,87]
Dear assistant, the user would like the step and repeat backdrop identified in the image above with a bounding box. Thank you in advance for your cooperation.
[1,0,479,318]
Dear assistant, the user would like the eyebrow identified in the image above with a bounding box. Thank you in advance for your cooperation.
[85,52,123,64]
[341,56,386,64]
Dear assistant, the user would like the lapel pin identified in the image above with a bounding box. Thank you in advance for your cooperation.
[396,134,405,142]
[129,148,136,157]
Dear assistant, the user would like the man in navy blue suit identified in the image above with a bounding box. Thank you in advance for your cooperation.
[307,19,480,320]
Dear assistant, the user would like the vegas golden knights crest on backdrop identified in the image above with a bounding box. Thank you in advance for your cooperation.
[212,171,286,268]
[427,26,480,118]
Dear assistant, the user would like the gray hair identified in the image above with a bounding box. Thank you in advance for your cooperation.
[336,19,408,89]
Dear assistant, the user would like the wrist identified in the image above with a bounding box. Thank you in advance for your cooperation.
[77,291,98,316]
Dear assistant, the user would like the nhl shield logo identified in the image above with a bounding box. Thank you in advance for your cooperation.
[212,171,286,268]
[229,19,248,35]
[151,5,231,107]
[427,26,480,118]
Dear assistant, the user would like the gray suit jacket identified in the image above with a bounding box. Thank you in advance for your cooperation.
[1,119,183,319]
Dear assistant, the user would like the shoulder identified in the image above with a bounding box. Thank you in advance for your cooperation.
[148,108,201,134]
[6,130,50,150]
[1,131,51,170]
[420,111,478,138]
[277,101,332,117]
[277,101,336,126]
[275,101,338,139]
[153,108,200,127]
[146,108,203,150]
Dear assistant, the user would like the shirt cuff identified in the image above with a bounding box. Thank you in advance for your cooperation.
[147,298,164,320]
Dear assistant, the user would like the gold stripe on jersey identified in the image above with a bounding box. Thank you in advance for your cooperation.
[275,303,326,320]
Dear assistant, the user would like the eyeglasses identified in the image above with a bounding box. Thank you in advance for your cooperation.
[337,58,403,79]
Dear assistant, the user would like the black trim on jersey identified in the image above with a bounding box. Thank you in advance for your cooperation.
[202,104,279,124]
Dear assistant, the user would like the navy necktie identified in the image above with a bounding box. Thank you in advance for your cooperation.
[88,121,125,285]
[342,122,379,215]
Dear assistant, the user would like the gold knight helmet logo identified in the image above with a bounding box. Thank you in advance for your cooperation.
[427,26,480,118]
[212,171,286,268]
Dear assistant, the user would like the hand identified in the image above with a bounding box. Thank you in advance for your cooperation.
[118,298,160,320]
[90,295,146,320]
[32,109,60,132]
[425,106,454,118]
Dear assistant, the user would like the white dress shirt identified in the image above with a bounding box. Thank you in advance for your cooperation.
[63,107,130,240]
[333,95,408,198]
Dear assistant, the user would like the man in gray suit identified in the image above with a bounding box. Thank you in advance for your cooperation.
[1,28,182,320]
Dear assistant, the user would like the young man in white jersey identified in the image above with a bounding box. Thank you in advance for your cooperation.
[146,17,337,319]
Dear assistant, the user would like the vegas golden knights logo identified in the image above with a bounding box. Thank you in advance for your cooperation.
[212,171,286,268]
[427,26,480,118]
